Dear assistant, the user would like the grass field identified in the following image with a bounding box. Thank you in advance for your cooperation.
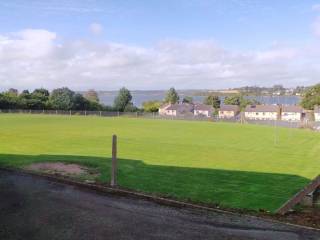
[1,114,320,212]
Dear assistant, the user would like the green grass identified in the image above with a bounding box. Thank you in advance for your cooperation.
[1,114,320,212]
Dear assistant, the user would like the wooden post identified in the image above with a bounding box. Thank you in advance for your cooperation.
[111,135,118,187]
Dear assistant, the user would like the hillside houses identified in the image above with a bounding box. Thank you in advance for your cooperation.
[158,103,171,115]
[159,103,213,117]
[244,105,280,120]
[314,106,320,122]
[158,103,320,122]
[164,103,194,116]
[194,104,213,117]
[218,105,240,119]
[281,105,303,121]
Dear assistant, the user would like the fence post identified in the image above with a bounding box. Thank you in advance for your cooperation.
[111,135,118,187]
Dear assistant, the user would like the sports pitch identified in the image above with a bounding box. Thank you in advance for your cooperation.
[1,114,319,212]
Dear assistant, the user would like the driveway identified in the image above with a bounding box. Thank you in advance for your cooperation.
[0,169,319,240]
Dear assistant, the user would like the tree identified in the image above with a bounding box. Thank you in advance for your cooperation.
[301,84,320,110]
[203,95,220,109]
[164,88,179,104]
[49,87,75,110]
[124,103,139,112]
[182,96,193,104]
[7,88,18,96]
[142,100,162,112]
[224,95,241,106]
[0,91,23,109]
[84,89,99,103]
[32,88,50,101]
[224,95,259,110]
[72,93,90,110]
[113,87,133,112]
[24,88,51,110]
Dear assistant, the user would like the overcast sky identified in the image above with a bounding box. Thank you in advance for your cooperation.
[1,0,320,91]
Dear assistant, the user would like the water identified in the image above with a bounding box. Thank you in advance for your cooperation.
[99,92,301,107]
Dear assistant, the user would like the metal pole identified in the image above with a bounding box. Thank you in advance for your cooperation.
[111,135,118,187]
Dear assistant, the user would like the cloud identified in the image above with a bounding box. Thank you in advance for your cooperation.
[0,28,319,91]
[89,23,103,35]
[0,1,104,14]
[312,4,320,11]
[312,16,320,37]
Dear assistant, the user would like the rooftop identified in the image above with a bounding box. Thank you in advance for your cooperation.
[219,105,240,112]
[282,105,303,113]
[194,104,212,111]
[245,105,280,112]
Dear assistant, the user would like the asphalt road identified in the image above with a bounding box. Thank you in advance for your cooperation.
[0,170,319,240]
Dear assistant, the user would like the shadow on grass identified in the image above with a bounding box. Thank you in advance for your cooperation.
[0,153,310,213]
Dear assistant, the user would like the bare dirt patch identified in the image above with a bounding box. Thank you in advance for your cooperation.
[25,162,93,177]
[273,207,320,229]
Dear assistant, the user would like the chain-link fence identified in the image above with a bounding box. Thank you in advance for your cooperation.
[1,109,319,129]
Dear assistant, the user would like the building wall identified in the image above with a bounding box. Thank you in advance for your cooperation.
[281,112,301,121]
[159,104,170,115]
[218,111,235,118]
[163,110,176,116]
[245,111,278,120]
[194,110,210,117]
[315,113,320,122]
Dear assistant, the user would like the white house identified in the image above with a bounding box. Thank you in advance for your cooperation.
[160,103,194,116]
[218,105,240,119]
[158,103,171,115]
[314,106,320,122]
[281,105,303,121]
[244,105,280,120]
[194,104,213,117]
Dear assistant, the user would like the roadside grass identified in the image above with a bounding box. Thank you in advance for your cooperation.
[0,114,319,212]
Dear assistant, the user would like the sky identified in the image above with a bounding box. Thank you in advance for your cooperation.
[1,0,320,91]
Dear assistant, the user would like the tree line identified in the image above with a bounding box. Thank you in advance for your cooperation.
[2,84,318,112]
[0,87,138,112]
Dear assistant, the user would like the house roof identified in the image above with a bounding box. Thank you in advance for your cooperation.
[194,104,212,111]
[282,105,303,113]
[315,106,320,113]
[245,105,280,112]
[166,103,194,112]
[159,103,171,110]
[219,105,240,112]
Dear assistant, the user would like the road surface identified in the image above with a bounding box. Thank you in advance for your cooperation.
[0,169,319,240]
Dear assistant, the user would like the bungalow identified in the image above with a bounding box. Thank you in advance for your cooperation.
[194,104,213,117]
[314,106,320,122]
[218,105,240,119]
[281,105,303,121]
[158,103,171,115]
[244,105,280,120]
[161,103,194,116]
